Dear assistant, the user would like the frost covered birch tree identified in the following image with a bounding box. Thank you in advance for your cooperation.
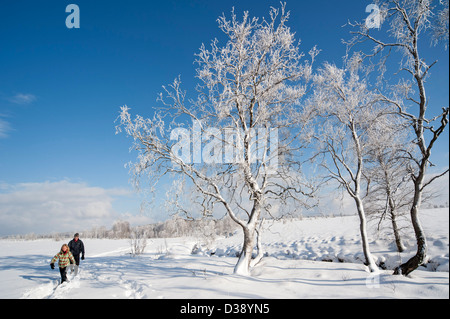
[310,62,386,273]
[116,4,318,275]
[347,0,449,275]
[365,118,413,253]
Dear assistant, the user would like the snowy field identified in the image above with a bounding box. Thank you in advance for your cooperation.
[0,208,448,299]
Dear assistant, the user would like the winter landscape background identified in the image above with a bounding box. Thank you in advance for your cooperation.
[0,207,448,299]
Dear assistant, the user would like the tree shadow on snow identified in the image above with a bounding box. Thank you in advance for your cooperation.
[0,254,58,286]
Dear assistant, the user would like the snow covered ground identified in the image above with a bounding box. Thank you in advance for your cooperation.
[0,208,448,299]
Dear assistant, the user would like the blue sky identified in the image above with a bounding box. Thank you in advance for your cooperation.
[0,0,448,236]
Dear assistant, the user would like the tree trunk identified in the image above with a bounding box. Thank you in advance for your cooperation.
[234,225,255,276]
[390,206,406,253]
[394,181,427,276]
[383,166,406,253]
[355,197,378,272]
[250,224,264,267]
[233,197,262,276]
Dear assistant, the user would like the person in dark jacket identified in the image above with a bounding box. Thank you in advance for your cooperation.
[68,233,85,276]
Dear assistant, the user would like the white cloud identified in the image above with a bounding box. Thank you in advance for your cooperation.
[0,117,11,139]
[0,92,36,138]
[8,93,36,105]
[0,180,142,236]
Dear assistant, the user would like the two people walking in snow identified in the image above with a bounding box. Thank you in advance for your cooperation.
[50,233,85,284]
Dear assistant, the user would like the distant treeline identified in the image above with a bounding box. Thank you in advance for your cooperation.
[2,216,239,241]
